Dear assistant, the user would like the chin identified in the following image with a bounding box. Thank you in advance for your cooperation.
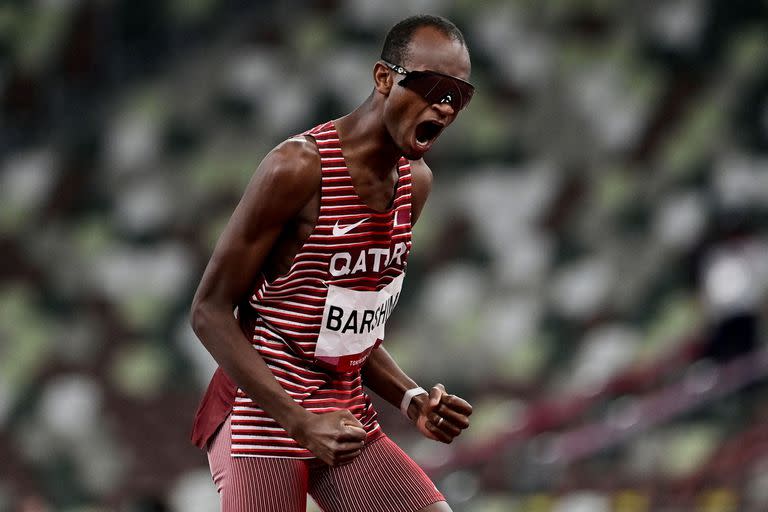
[402,149,422,160]
[404,139,432,160]
[394,140,419,160]
[399,137,427,160]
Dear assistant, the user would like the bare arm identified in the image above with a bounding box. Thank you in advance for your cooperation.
[361,159,472,443]
[362,347,471,442]
[191,138,365,464]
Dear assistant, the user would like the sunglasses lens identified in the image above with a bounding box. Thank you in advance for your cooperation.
[400,72,474,110]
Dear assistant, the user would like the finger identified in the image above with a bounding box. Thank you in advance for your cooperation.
[338,425,367,442]
[433,404,470,429]
[437,394,473,416]
[429,413,461,437]
[338,410,366,441]
[335,450,362,465]
[424,417,453,443]
[416,415,439,441]
[340,410,365,428]
[336,443,364,456]
[335,440,365,453]
[333,449,363,466]
[429,383,446,408]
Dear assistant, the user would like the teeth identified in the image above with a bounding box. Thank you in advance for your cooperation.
[416,122,437,145]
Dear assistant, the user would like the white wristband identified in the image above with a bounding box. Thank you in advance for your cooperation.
[400,386,427,418]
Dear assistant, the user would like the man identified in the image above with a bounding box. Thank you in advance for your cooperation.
[190,14,474,512]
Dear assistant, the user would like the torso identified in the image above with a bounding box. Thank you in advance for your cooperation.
[191,120,432,457]
[229,120,414,457]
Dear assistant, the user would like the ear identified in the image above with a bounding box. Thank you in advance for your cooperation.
[373,61,393,96]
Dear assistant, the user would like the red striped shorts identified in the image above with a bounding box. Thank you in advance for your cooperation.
[207,414,445,512]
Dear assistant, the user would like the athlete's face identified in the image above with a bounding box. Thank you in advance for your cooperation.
[379,27,472,160]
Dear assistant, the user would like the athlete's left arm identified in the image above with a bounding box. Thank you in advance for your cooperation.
[361,159,472,444]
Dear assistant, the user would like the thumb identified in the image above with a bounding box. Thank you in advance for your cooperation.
[340,409,364,429]
[429,383,446,408]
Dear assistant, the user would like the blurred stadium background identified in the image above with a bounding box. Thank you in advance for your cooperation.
[2,0,768,510]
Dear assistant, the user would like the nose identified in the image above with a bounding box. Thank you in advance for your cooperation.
[432,100,456,118]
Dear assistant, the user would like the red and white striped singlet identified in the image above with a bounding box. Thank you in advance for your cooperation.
[191,120,413,458]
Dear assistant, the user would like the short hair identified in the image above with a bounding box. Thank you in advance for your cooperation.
[380,15,466,66]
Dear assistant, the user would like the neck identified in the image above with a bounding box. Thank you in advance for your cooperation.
[335,96,403,180]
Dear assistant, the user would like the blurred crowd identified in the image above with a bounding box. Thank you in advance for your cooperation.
[2,0,768,511]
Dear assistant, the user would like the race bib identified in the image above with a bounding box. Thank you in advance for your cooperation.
[316,273,405,372]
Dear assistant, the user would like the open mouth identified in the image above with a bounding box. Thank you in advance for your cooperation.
[415,120,443,146]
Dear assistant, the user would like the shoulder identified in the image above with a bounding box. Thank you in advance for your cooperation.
[408,158,433,226]
[233,135,321,227]
[409,158,433,189]
[257,135,321,197]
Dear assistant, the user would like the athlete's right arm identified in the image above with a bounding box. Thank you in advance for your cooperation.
[190,138,366,466]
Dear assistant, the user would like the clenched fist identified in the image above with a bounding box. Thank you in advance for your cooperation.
[291,409,367,465]
[412,383,472,443]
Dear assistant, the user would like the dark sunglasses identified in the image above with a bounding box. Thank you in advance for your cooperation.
[382,61,475,111]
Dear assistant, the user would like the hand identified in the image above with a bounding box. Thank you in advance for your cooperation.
[290,409,367,466]
[413,383,472,443]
